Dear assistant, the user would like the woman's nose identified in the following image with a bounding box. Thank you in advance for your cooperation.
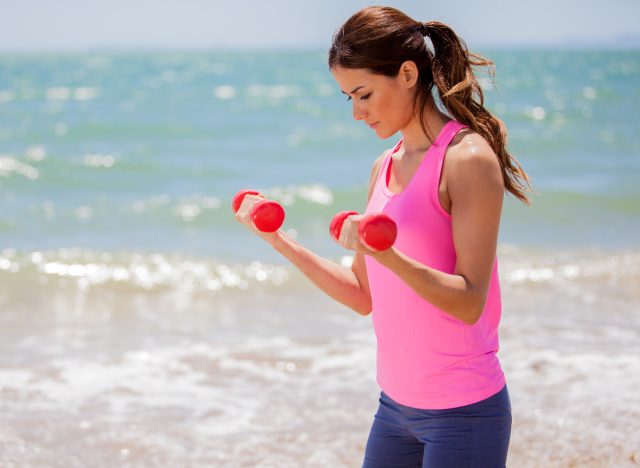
[352,102,366,121]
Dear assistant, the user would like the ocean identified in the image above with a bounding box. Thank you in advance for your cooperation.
[1,49,639,467]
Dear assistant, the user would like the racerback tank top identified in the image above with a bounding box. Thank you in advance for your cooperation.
[364,120,505,409]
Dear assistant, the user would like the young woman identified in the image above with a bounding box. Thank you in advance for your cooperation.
[235,6,530,467]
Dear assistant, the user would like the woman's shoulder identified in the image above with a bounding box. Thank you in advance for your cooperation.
[441,127,504,203]
[445,128,501,177]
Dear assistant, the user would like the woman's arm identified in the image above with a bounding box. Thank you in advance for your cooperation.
[341,135,504,324]
[267,231,371,315]
[234,153,386,316]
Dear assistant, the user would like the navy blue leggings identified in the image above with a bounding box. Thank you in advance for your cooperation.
[363,385,512,468]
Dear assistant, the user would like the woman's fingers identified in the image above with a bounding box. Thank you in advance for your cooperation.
[339,215,374,252]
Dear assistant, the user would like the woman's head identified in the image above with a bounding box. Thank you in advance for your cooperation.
[329,6,531,204]
[329,7,433,138]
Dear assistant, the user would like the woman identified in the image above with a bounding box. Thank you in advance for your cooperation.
[236,6,530,467]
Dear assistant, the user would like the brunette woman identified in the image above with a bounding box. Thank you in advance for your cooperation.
[236,6,529,467]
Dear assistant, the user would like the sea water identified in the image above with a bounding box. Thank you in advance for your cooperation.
[1,49,639,467]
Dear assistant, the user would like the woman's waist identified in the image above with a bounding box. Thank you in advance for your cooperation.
[370,301,501,359]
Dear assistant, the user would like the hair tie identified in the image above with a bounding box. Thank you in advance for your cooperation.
[418,23,429,37]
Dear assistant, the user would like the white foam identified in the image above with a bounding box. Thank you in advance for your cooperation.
[247,84,300,100]
[213,85,236,100]
[263,184,334,206]
[0,155,39,180]
[84,153,115,168]
[582,86,597,100]
[4,249,290,294]
[74,206,93,220]
[0,90,14,103]
[499,248,640,303]
[46,87,71,101]
[25,145,46,161]
[530,106,546,120]
[73,87,100,101]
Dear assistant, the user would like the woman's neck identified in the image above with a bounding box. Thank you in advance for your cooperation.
[399,100,450,157]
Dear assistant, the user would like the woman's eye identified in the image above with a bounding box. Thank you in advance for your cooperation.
[345,93,371,102]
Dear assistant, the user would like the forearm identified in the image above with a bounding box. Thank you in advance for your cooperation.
[269,231,371,315]
[373,248,486,324]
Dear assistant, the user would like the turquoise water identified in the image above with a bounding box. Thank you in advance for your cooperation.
[1,50,638,259]
[1,50,639,466]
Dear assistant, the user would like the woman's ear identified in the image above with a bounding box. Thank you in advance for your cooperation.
[399,60,419,88]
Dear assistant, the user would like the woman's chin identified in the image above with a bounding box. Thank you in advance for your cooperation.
[375,128,395,139]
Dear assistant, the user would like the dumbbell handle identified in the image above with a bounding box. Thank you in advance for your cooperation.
[232,189,285,233]
[330,210,397,251]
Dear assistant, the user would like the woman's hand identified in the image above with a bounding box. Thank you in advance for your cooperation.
[235,196,373,315]
[234,194,279,245]
[338,214,389,257]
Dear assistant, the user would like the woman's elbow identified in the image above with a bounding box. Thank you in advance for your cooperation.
[460,295,487,325]
[353,297,372,316]
[462,310,482,325]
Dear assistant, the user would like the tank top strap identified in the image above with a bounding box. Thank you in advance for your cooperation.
[431,120,468,185]
[434,120,468,152]
[376,139,402,189]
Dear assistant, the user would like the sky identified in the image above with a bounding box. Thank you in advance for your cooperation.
[1,0,639,51]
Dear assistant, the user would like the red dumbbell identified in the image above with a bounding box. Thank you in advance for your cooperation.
[232,189,285,233]
[330,210,397,251]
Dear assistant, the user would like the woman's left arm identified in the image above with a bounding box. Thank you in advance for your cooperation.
[343,137,504,325]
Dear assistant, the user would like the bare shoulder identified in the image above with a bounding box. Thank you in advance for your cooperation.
[445,129,503,186]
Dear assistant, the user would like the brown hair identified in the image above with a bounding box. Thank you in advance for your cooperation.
[328,6,531,204]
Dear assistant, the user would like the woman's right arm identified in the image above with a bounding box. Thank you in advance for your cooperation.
[268,231,371,315]
[235,153,386,316]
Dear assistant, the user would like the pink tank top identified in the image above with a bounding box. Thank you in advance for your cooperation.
[364,120,505,410]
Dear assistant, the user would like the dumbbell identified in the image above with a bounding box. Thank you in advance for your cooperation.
[330,210,397,251]
[232,189,285,233]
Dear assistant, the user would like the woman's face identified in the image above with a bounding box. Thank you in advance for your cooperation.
[331,64,418,139]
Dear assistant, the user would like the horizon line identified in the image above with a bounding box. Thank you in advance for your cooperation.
[1,41,639,55]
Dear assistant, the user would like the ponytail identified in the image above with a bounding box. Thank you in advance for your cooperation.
[423,21,531,204]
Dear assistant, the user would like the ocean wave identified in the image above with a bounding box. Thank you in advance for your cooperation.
[498,246,640,312]
[0,154,39,180]
[2,246,638,299]
[0,248,289,293]
[257,184,334,207]
[500,246,640,284]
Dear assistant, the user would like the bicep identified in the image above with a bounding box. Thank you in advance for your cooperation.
[448,148,504,294]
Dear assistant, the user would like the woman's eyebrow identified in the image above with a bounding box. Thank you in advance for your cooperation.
[341,85,365,95]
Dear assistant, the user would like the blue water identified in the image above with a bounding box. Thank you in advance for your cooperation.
[1,49,638,261]
[1,49,639,467]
